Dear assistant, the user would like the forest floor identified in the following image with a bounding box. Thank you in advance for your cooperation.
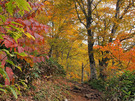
[6,76,103,101]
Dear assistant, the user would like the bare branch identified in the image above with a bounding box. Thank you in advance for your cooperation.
[76,0,88,18]
[80,0,85,11]
[74,2,87,27]
[90,0,94,4]
[119,3,131,19]
[120,32,135,42]
[92,0,102,12]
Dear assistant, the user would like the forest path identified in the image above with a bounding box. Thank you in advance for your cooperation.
[54,78,103,101]
[65,81,103,101]
[15,77,103,101]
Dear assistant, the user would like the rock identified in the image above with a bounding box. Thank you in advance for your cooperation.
[85,93,92,98]
[85,93,97,99]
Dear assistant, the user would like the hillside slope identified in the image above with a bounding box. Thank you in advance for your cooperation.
[11,77,103,101]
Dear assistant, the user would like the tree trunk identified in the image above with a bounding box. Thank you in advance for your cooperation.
[87,0,97,80]
[49,45,53,58]
[88,33,96,80]
[74,0,97,80]
[66,47,72,71]
[81,63,84,83]
[109,0,120,42]
[87,29,96,80]
[98,51,109,80]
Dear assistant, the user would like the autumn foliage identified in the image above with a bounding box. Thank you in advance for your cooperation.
[0,0,51,98]
[95,40,135,77]
[0,0,135,100]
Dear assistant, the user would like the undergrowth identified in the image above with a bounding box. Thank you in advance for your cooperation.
[87,70,135,101]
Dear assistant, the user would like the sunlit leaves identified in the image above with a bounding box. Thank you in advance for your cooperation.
[6,1,14,16]
[5,0,31,16]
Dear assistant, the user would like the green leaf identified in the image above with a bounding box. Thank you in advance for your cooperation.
[16,66,22,72]
[15,0,32,16]
[0,34,4,39]
[8,86,18,99]
[0,15,6,22]
[2,49,14,57]
[0,88,6,93]
[11,21,23,27]
[9,25,19,30]
[6,60,14,66]
[14,52,27,57]
[0,5,2,13]
[12,32,22,43]
[0,68,10,81]
[6,60,22,72]
[6,1,13,16]
[19,80,27,88]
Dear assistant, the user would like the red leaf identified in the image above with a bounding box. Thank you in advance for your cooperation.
[0,26,6,33]
[31,12,35,17]
[5,78,10,85]
[41,56,45,62]
[6,67,14,80]
[30,18,35,23]
[3,40,17,48]
[3,35,18,48]
[37,57,41,63]
[23,20,31,26]
[44,25,49,33]
[18,46,24,53]
[34,33,44,40]
[0,52,7,67]
[33,57,37,63]
[46,56,49,59]
[32,26,36,31]
[5,67,14,85]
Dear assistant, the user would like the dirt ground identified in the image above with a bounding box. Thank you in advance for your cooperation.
[56,78,103,101]
[5,77,103,101]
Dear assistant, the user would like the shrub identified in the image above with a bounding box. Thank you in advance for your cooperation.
[105,70,135,101]
[86,79,105,91]
[37,57,66,77]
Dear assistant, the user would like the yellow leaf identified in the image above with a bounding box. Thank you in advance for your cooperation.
[24,32,35,40]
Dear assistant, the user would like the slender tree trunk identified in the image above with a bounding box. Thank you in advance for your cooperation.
[81,63,84,83]
[55,46,59,60]
[49,46,53,58]
[66,47,72,71]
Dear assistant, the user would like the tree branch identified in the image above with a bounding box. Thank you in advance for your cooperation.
[74,2,87,27]
[120,32,135,42]
[92,0,102,12]
[76,0,88,18]
[119,3,132,19]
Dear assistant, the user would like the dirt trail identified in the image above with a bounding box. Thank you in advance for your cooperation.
[56,78,103,101]
[67,82,103,101]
